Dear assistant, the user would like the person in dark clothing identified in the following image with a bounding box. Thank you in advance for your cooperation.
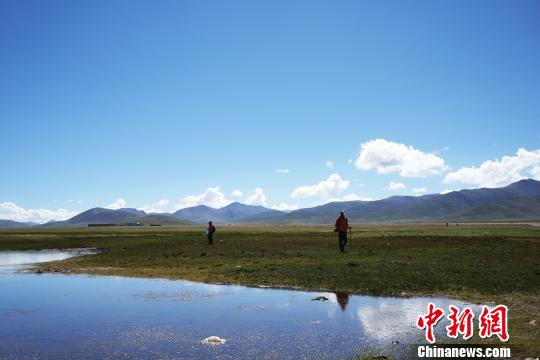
[334,211,351,252]
[207,221,216,245]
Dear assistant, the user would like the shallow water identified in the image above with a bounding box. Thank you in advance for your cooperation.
[0,250,476,359]
[0,250,80,272]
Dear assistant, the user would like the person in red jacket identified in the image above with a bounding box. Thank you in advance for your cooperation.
[334,211,351,252]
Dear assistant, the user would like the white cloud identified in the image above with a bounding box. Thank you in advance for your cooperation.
[0,202,76,224]
[355,139,448,177]
[291,173,350,199]
[245,188,267,206]
[231,190,243,197]
[443,148,540,188]
[386,181,406,191]
[440,189,455,194]
[327,193,374,203]
[412,187,427,195]
[139,198,170,213]
[176,187,231,209]
[272,203,299,212]
[531,165,540,179]
[276,169,290,174]
[357,298,433,341]
[106,198,126,210]
[325,160,334,169]
[341,193,362,201]
[348,159,353,164]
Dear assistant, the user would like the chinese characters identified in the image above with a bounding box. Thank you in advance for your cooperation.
[417,303,509,343]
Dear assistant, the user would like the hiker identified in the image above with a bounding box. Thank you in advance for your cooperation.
[334,211,351,252]
[207,221,216,245]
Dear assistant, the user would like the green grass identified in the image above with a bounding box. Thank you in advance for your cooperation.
[0,224,538,357]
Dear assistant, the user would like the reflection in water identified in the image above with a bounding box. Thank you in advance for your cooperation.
[0,251,479,360]
[0,251,76,266]
[0,250,86,273]
[357,298,432,342]
[334,291,350,311]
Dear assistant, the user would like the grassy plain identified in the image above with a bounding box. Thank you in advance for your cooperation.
[0,224,538,357]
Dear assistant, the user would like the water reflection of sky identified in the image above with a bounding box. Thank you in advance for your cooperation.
[0,250,77,272]
[0,251,478,359]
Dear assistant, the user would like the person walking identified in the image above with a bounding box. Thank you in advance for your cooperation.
[207,221,216,245]
[334,211,351,252]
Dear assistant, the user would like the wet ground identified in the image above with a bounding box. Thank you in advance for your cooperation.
[0,250,477,359]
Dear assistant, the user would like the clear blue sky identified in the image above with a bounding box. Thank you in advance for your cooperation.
[1,0,539,221]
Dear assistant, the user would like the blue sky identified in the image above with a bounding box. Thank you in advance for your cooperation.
[1,0,539,222]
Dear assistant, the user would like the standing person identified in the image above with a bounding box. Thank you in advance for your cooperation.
[334,211,351,252]
[207,221,216,245]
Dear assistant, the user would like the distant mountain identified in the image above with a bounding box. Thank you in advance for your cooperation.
[241,179,540,224]
[125,214,194,226]
[172,205,221,224]
[118,208,146,217]
[42,207,143,227]
[41,202,284,227]
[173,202,284,223]
[0,219,36,228]
[42,207,195,227]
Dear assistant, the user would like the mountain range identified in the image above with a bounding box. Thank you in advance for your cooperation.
[0,219,36,228]
[39,208,194,228]
[242,179,540,224]
[1,179,540,228]
[172,202,283,223]
[33,202,285,228]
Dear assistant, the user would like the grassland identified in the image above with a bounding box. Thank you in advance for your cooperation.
[0,224,538,357]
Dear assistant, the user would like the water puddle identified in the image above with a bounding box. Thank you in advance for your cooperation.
[0,251,477,359]
[0,249,94,273]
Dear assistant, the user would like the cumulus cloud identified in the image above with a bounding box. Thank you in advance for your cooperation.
[291,174,349,199]
[245,188,267,206]
[139,198,170,213]
[443,148,540,188]
[327,193,373,203]
[231,190,243,197]
[0,202,76,224]
[325,160,335,169]
[355,139,448,177]
[357,298,433,341]
[412,187,427,195]
[106,198,126,210]
[386,181,406,191]
[341,193,362,201]
[531,165,540,179]
[276,169,290,174]
[176,187,231,209]
[272,203,299,212]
